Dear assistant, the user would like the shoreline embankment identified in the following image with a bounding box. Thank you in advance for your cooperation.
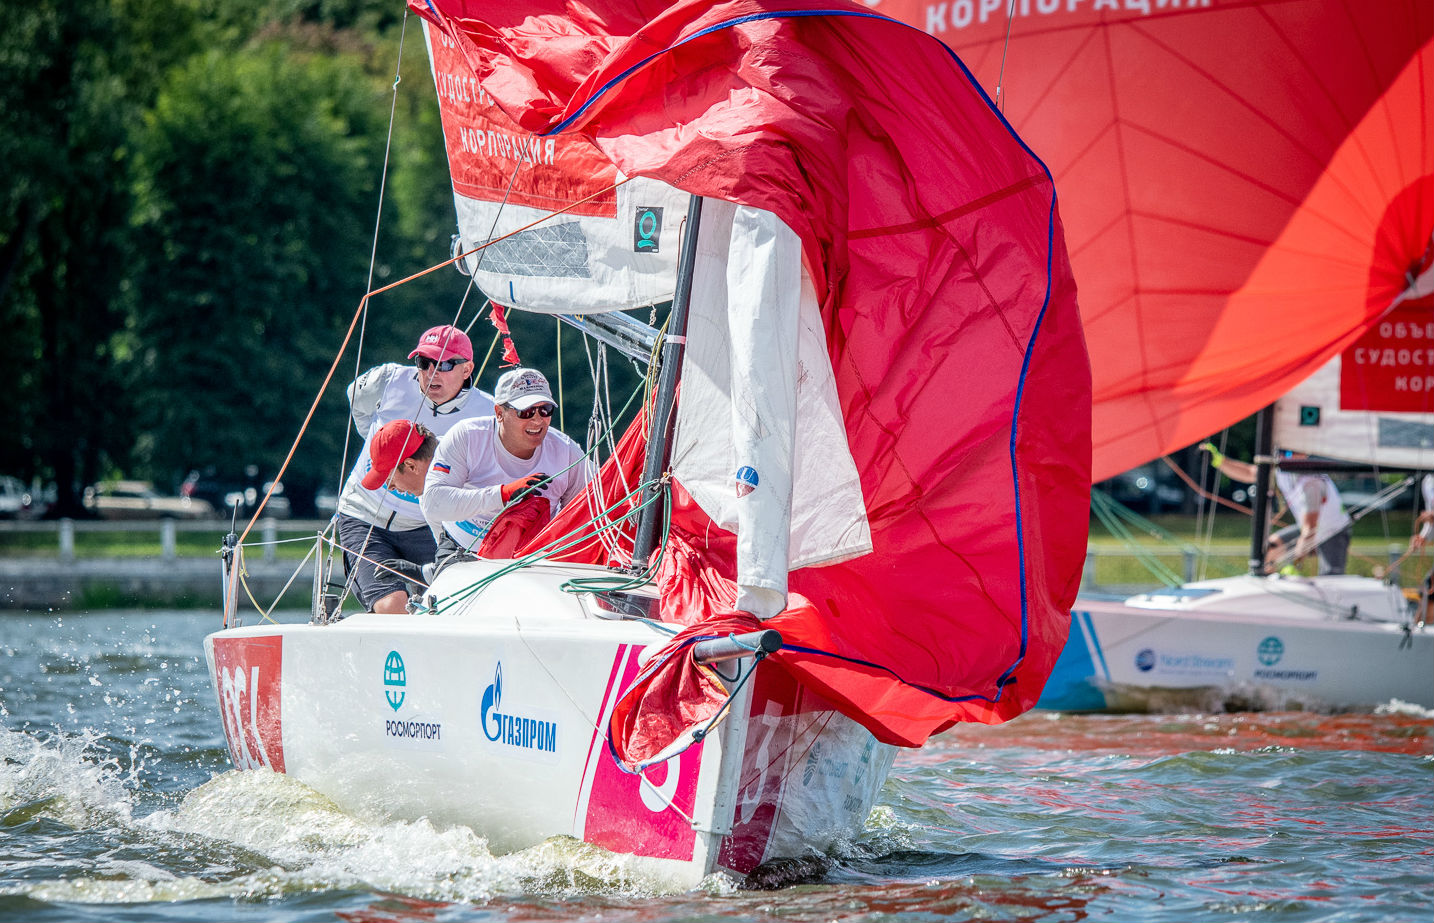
[0,518,332,610]
[0,558,310,610]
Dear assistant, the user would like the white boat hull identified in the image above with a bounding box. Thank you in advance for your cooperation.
[205,559,895,888]
[1039,574,1433,712]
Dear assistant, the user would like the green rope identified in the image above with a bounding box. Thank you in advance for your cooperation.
[427,320,678,614]
[560,477,674,595]
[430,476,668,614]
[1089,490,1245,586]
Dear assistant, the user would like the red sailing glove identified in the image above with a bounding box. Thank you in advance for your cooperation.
[500,473,548,503]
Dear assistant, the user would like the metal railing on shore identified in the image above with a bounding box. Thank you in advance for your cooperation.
[1080,542,1418,594]
[0,519,1423,597]
[0,518,333,563]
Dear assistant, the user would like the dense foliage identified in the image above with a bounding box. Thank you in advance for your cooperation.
[0,0,590,515]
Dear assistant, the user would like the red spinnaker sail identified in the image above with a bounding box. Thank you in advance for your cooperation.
[412,0,1092,746]
[874,0,1434,479]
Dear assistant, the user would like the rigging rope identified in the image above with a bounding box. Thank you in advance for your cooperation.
[337,8,413,485]
[229,179,634,553]
[994,0,1018,113]
[1088,491,1201,587]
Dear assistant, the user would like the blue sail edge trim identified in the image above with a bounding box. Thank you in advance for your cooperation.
[781,643,1010,707]
[561,7,1065,708]
[454,5,1067,709]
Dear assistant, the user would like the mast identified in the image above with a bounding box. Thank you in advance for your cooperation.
[630,194,703,571]
[555,310,658,364]
[1248,405,1276,576]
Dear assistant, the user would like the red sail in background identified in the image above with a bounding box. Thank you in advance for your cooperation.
[411,0,1091,746]
[1339,301,1434,414]
[874,0,1434,479]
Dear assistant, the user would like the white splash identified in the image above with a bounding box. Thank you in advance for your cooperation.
[1375,698,1434,719]
[1,728,677,905]
[0,726,134,829]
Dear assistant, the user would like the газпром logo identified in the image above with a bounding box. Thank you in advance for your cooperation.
[481,662,558,754]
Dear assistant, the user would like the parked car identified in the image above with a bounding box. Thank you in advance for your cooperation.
[0,476,43,518]
[1095,462,1187,513]
[181,470,292,520]
[84,480,218,520]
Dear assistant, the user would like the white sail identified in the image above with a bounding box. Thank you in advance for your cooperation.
[673,201,871,618]
[451,176,690,314]
[424,22,688,315]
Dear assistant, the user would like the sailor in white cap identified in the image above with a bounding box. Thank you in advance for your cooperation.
[421,367,590,556]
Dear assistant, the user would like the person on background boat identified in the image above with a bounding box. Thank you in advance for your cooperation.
[421,366,590,561]
[1201,443,1354,575]
[1409,473,1433,627]
[336,324,494,613]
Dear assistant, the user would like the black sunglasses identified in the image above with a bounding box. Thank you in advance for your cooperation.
[506,403,555,419]
[415,356,468,372]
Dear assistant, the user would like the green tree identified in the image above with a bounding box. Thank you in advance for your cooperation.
[126,40,401,504]
[2,1,646,519]
[0,2,171,513]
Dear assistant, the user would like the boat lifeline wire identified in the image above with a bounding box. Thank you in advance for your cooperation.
[325,13,512,615]
[222,176,636,623]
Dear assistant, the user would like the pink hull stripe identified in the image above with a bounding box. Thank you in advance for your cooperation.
[574,643,633,824]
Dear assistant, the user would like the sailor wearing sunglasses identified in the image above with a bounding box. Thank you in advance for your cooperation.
[335,324,495,613]
[422,367,590,558]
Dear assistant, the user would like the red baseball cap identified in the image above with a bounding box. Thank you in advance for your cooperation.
[408,324,473,362]
[362,420,425,490]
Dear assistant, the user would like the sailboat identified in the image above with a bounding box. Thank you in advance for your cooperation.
[204,0,1091,888]
[870,1,1434,710]
[1043,362,1434,712]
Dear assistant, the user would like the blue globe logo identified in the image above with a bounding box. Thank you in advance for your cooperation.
[1135,648,1156,672]
[1257,636,1284,667]
[384,650,407,711]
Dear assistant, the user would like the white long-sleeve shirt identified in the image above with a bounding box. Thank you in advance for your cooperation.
[1273,470,1351,544]
[421,416,590,548]
[336,363,494,531]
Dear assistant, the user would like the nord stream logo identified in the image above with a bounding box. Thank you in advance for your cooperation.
[480,662,558,756]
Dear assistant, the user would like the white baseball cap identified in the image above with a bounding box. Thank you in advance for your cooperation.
[494,367,554,411]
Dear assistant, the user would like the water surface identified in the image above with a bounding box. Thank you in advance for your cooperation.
[2,611,1430,921]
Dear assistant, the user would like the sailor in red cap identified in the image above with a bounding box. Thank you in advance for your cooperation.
[336,420,440,613]
[336,325,493,612]
[361,420,436,495]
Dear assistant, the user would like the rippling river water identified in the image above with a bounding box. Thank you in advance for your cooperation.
[2,611,1430,922]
